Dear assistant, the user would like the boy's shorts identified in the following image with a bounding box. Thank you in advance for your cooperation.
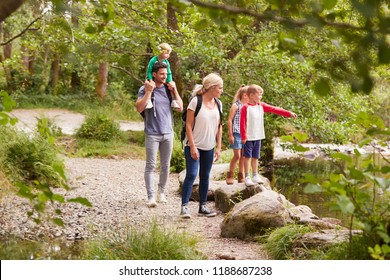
[243,140,261,159]
[229,132,243,149]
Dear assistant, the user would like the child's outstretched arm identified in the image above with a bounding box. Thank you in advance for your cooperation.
[262,102,297,118]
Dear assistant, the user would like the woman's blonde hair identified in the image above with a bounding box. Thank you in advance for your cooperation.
[233,84,248,103]
[192,73,223,96]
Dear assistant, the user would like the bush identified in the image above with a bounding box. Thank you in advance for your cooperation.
[170,133,185,173]
[76,114,124,142]
[1,128,65,188]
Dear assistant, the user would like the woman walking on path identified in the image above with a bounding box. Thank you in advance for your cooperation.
[180,73,223,219]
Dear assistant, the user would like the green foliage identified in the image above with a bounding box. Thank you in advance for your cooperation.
[263,224,314,260]
[323,235,375,260]
[1,129,65,187]
[36,116,63,145]
[0,91,17,126]
[286,124,390,259]
[2,0,389,145]
[0,126,91,224]
[170,133,185,173]
[76,114,124,142]
[82,220,206,260]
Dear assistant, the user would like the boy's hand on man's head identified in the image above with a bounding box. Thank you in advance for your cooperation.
[167,81,177,92]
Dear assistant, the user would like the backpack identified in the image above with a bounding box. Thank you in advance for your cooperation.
[140,84,172,118]
[180,94,222,143]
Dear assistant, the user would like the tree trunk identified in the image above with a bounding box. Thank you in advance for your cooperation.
[71,70,81,90]
[70,4,81,91]
[49,53,60,94]
[21,43,30,88]
[0,0,25,23]
[167,3,184,97]
[2,25,13,91]
[96,62,108,101]
[21,44,29,71]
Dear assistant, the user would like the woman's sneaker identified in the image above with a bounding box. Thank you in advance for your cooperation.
[198,204,217,217]
[180,205,191,219]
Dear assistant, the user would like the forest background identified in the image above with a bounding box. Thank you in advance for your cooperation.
[1,0,389,146]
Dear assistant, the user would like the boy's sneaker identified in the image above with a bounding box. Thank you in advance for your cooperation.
[180,205,191,219]
[198,204,217,217]
[171,99,180,110]
[158,192,167,203]
[145,99,153,109]
[147,197,157,208]
[252,174,264,184]
[245,176,255,187]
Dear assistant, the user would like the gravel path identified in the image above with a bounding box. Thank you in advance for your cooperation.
[1,157,267,260]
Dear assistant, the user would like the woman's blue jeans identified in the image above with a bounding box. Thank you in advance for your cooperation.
[181,146,214,206]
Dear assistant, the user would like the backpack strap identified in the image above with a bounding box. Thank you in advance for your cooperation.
[163,84,172,103]
[214,97,223,126]
[141,84,172,119]
[194,94,202,117]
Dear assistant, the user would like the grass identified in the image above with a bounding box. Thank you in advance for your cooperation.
[57,130,146,159]
[82,221,206,260]
[262,224,313,260]
[0,221,205,260]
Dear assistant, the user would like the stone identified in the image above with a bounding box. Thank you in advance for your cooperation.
[221,190,295,240]
[292,229,363,249]
[214,181,271,213]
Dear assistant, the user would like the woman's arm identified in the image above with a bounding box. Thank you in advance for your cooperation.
[185,108,199,160]
[215,122,223,161]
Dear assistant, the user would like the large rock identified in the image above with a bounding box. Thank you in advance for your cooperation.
[288,205,345,230]
[214,178,272,213]
[221,190,295,240]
